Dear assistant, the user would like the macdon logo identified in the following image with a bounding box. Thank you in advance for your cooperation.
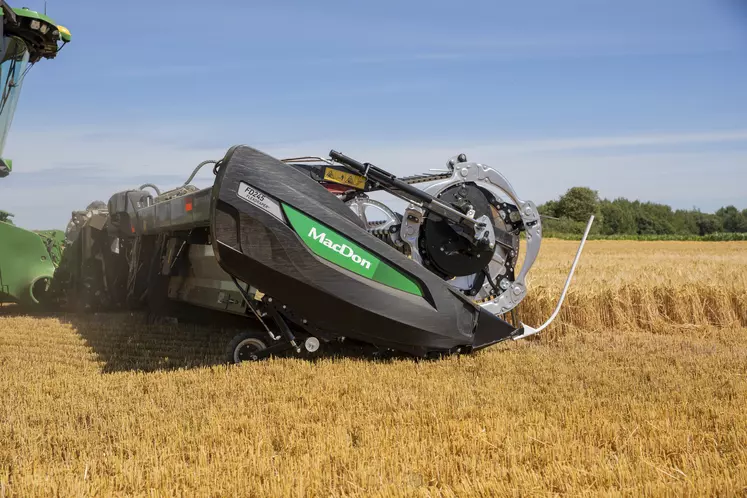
[308,226,372,269]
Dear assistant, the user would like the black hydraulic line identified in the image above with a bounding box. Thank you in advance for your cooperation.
[329,150,477,229]
[183,160,217,186]
[138,183,161,196]
[230,276,277,340]
[266,302,300,352]
[329,150,438,206]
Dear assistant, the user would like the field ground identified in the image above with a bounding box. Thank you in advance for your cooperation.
[1,240,746,496]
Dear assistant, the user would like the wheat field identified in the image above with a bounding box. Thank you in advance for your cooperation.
[521,240,747,338]
[1,240,745,497]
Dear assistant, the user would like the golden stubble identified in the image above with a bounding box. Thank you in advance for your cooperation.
[518,240,747,339]
[0,240,745,497]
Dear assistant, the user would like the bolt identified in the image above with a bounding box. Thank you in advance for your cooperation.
[267,297,272,303]
[499,278,510,290]
[460,168,468,177]
[302,319,308,324]
[524,206,532,215]
[513,286,522,295]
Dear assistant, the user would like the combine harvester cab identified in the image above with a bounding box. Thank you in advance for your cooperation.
[0,3,71,305]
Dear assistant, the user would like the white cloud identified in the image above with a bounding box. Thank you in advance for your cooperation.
[477,130,747,153]
[2,125,744,229]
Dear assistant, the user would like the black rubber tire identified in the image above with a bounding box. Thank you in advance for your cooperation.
[226,332,269,364]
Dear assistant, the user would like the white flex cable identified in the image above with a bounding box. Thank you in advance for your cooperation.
[512,214,595,340]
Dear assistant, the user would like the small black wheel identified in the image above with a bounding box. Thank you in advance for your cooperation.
[226,332,268,364]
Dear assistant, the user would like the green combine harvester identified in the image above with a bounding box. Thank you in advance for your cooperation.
[0,1,70,305]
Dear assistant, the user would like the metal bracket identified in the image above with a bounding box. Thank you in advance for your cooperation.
[400,206,425,264]
[230,276,278,341]
[265,298,301,352]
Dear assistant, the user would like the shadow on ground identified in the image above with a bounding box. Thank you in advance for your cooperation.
[1,304,415,374]
[2,305,237,373]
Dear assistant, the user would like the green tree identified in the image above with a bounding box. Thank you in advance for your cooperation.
[672,209,700,235]
[716,205,746,233]
[696,213,721,235]
[0,210,13,224]
[536,186,745,237]
[538,199,559,218]
[633,202,675,235]
[556,187,599,222]
[600,199,636,234]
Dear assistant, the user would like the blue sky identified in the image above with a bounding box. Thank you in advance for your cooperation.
[2,0,747,228]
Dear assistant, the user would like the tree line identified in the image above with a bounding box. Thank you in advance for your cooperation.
[538,187,747,237]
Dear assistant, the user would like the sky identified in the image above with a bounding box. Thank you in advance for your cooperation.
[1,0,746,229]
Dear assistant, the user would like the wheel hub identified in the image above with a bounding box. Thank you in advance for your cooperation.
[234,337,267,363]
[422,184,496,277]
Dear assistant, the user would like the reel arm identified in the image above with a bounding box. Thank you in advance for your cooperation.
[328,150,524,255]
[329,150,482,233]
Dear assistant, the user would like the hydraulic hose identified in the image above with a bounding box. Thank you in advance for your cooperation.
[138,183,161,196]
[183,160,218,186]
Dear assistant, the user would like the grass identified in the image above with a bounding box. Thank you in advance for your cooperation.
[1,240,746,496]
[545,232,747,242]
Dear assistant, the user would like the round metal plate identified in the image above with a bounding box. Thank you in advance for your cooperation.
[422,184,496,277]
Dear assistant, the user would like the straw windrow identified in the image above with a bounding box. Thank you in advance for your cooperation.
[516,239,747,339]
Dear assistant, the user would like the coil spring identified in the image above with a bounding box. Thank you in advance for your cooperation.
[367,223,408,254]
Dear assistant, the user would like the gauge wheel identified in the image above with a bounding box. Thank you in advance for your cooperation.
[226,332,268,364]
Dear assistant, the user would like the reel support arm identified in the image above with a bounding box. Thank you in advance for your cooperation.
[329,150,480,231]
[512,215,595,340]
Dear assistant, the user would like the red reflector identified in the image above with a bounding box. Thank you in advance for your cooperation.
[185,199,193,212]
[323,183,352,195]
[131,225,135,233]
